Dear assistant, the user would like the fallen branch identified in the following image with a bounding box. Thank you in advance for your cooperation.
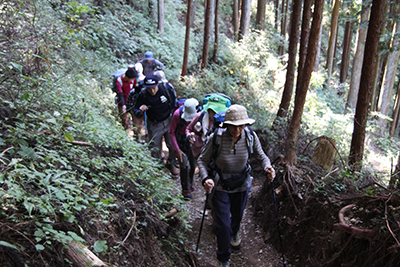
[165,208,178,218]
[333,204,374,239]
[1,146,14,154]
[50,135,92,146]
[118,201,137,247]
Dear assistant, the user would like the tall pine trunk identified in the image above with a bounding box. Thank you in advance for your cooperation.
[345,3,370,113]
[285,0,324,165]
[349,0,385,171]
[275,0,302,121]
[325,0,341,86]
[201,0,213,69]
[181,0,193,76]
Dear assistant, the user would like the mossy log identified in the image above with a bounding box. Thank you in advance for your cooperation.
[64,241,107,267]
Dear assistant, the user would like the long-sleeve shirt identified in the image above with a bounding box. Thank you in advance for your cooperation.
[133,82,176,122]
[197,128,271,193]
[115,75,137,105]
[169,108,189,152]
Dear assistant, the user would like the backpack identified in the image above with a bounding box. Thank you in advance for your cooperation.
[111,69,126,93]
[126,83,145,112]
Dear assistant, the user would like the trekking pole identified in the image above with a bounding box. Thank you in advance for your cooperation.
[144,111,148,143]
[196,193,209,254]
[271,179,287,267]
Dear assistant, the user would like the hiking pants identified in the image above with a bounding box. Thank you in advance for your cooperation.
[148,117,176,161]
[180,148,196,191]
[212,188,249,262]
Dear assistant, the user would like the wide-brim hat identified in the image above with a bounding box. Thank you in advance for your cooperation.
[143,51,153,61]
[203,94,230,114]
[182,98,199,122]
[223,104,255,126]
[143,75,159,88]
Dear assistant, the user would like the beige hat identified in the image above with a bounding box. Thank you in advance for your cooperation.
[223,104,255,126]
[182,98,199,122]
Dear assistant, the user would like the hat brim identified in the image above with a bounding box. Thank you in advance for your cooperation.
[223,118,255,126]
[143,56,152,60]
[203,102,228,114]
[143,83,158,88]
[182,112,196,122]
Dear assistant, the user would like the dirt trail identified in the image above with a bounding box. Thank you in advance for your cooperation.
[176,172,288,267]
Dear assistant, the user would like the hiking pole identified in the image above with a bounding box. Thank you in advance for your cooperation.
[271,179,287,267]
[196,193,209,254]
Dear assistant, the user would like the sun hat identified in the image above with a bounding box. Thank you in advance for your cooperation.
[223,104,255,126]
[143,51,153,61]
[203,94,230,114]
[182,98,199,122]
[143,75,160,88]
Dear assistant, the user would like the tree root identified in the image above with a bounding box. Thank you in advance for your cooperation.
[333,204,374,239]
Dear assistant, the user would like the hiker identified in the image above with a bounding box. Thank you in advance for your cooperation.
[197,104,276,267]
[169,98,199,199]
[187,93,231,159]
[115,67,138,130]
[133,74,179,175]
[135,51,164,82]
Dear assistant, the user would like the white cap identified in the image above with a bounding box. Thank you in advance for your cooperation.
[182,98,199,122]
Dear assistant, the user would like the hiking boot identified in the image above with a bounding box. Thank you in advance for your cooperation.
[165,162,179,175]
[182,190,193,200]
[230,235,241,249]
[219,260,230,267]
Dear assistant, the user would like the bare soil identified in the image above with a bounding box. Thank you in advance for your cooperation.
[179,171,286,267]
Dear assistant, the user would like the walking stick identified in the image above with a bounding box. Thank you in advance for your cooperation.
[144,110,148,143]
[196,193,209,254]
[271,179,287,267]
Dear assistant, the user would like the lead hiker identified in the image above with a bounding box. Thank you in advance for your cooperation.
[133,74,179,175]
[197,104,276,267]
[114,67,138,130]
[168,98,199,200]
[135,51,164,82]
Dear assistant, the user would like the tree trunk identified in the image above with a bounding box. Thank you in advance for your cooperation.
[158,0,164,33]
[233,0,239,39]
[201,0,213,69]
[325,0,341,86]
[278,0,289,55]
[239,0,251,39]
[345,3,370,113]
[275,0,280,31]
[212,0,220,62]
[149,0,157,25]
[390,82,400,137]
[340,21,352,83]
[349,0,385,171]
[285,0,324,165]
[389,152,400,189]
[181,0,193,76]
[256,0,267,30]
[376,19,400,135]
[299,0,312,75]
[275,0,302,121]
[314,16,323,71]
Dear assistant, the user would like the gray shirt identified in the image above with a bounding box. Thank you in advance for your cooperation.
[198,128,271,192]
